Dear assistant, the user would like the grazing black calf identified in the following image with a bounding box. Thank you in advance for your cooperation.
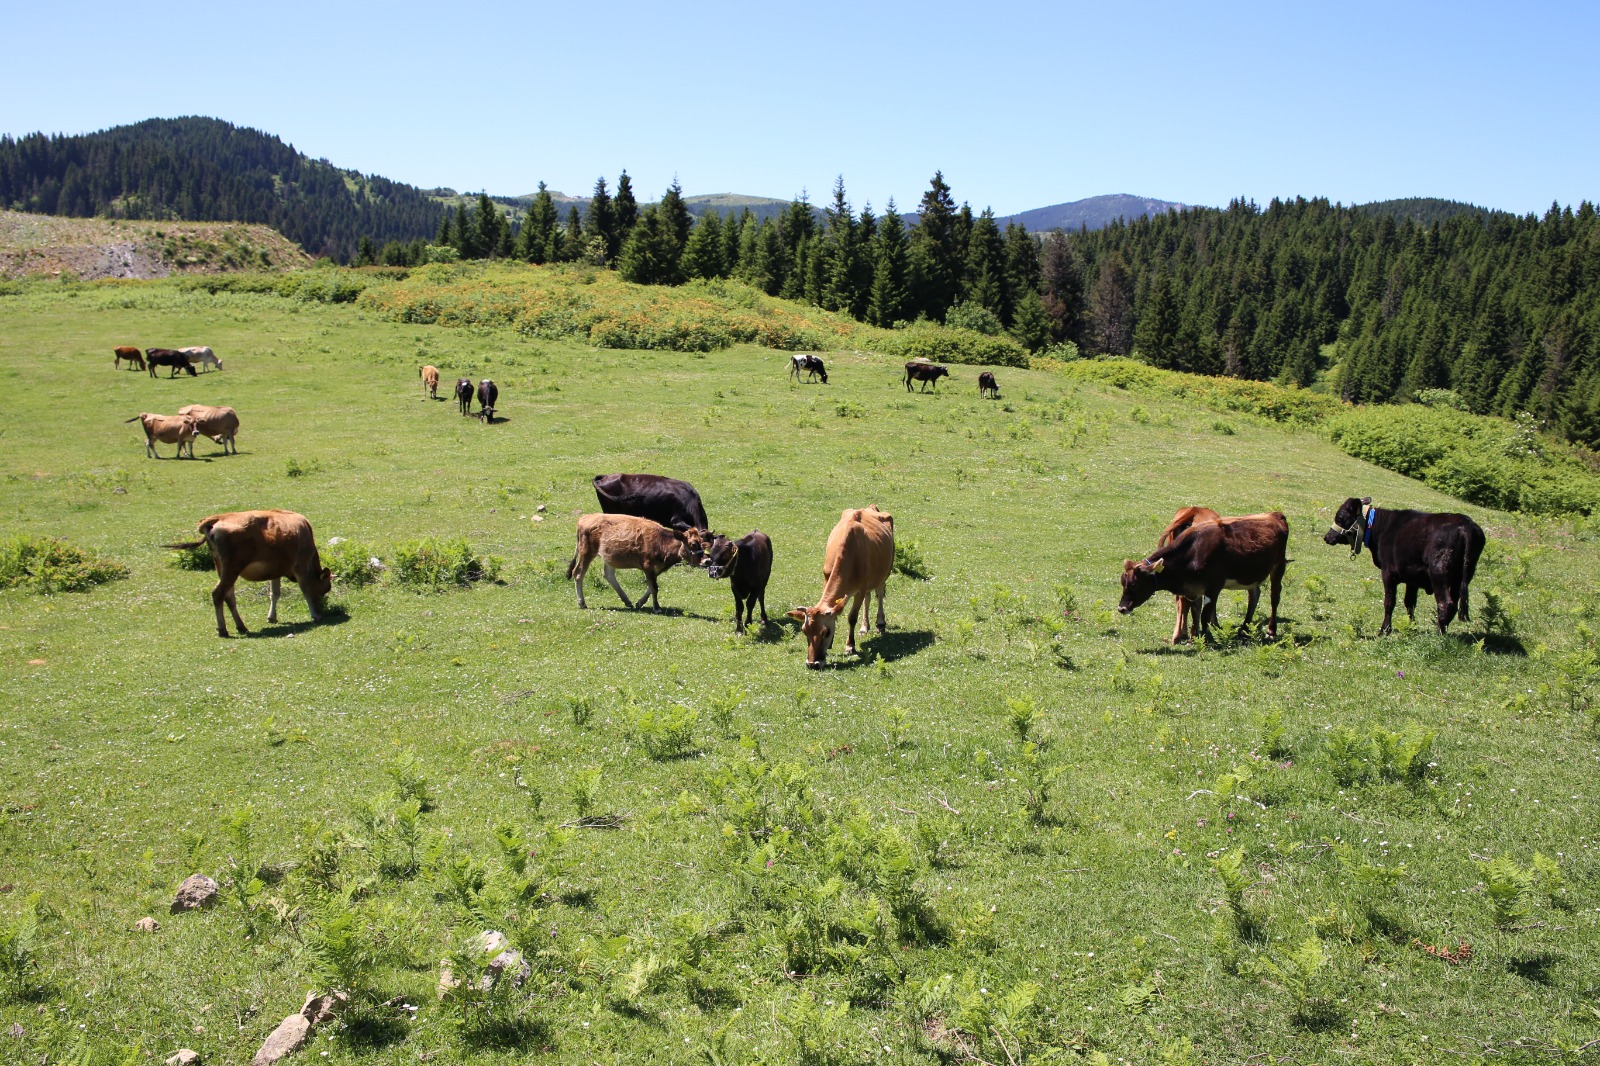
[145,349,197,378]
[904,361,949,392]
[978,371,1000,399]
[1323,496,1485,635]
[476,379,498,422]
[455,378,473,415]
[704,530,773,635]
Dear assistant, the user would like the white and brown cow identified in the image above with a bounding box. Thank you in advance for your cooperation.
[169,510,332,637]
[178,346,222,372]
[125,413,197,459]
[177,404,240,455]
[787,505,895,668]
[567,513,708,612]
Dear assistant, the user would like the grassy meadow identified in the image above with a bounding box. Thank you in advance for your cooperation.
[1,277,1598,1064]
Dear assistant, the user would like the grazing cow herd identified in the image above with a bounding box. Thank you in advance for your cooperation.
[100,339,1489,661]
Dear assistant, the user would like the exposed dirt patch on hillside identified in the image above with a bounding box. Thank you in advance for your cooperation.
[0,211,310,280]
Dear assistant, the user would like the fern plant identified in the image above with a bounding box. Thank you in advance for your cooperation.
[1478,855,1535,927]
[0,893,41,999]
[1257,933,1337,1027]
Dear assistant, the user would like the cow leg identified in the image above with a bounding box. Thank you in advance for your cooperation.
[733,591,746,635]
[1239,586,1261,635]
[1379,578,1398,636]
[844,594,864,654]
[1266,566,1282,641]
[758,591,769,626]
[602,565,635,609]
[571,558,590,609]
[642,571,661,612]
[874,584,887,633]
[296,576,323,622]
[1403,585,1419,623]
[267,577,282,623]
[213,570,248,637]
[1171,596,1189,644]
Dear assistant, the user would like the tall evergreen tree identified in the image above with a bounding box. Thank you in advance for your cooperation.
[820,176,862,315]
[1040,232,1085,345]
[868,199,910,327]
[518,182,558,264]
[963,208,1008,319]
[1090,252,1135,355]
[586,177,616,264]
[682,210,725,279]
[1133,268,1181,368]
[614,171,639,247]
[908,172,960,320]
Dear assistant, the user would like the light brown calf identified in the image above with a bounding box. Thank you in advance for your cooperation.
[787,505,894,668]
[125,413,197,459]
[420,364,440,399]
[177,404,241,455]
[567,513,708,611]
[169,510,331,637]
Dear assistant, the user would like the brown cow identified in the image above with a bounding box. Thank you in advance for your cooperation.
[169,510,332,637]
[787,505,894,668]
[420,364,440,400]
[177,404,240,455]
[124,413,197,459]
[1158,506,1222,643]
[114,346,145,371]
[567,513,709,611]
[1118,512,1288,642]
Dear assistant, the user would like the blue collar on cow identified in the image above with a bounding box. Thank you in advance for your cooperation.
[1363,504,1378,548]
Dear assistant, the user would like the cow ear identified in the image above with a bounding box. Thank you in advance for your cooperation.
[1123,558,1136,573]
[786,608,807,622]
[1152,559,1165,573]
[829,597,847,613]
[321,566,333,583]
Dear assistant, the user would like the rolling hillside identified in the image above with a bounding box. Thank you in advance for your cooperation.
[0,209,309,279]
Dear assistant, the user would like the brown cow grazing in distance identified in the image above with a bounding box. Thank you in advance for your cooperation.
[978,371,1000,399]
[1119,511,1288,642]
[1323,497,1485,635]
[455,378,473,415]
[904,361,949,392]
[177,404,240,455]
[568,513,708,611]
[169,510,332,637]
[125,413,197,459]
[787,505,894,668]
[114,346,145,371]
[420,365,440,399]
[704,531,774,635]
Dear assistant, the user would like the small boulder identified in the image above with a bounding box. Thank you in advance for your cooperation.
[300,989,349,1027]
[438,930,530,997]
[134,916,161,933]
[251,1013,310,1066]
[165,1050,201,1066]
[170,874,219,913]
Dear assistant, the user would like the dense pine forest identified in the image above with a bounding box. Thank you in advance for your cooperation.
[3,118,1596,444]
[0,118,445,261]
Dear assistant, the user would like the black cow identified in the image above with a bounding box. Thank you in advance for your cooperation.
[978,371,1000,399]
[904,361,949,392]
[703,530,774,634]
[145,349,197,378]
[592,473,709,534]
[1323,497,1485,635]
[455,378,474,416]
[476,379,498,422]
[789,354,829,384]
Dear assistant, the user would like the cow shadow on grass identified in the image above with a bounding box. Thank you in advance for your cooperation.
[590,604,723,624]
[241,606,351,638]
[863,629,936,664]
[479,413,511,425]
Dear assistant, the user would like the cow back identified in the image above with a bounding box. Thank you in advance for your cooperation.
[592,473,708,532]
[821,506,894,600]
[201,510,321,581]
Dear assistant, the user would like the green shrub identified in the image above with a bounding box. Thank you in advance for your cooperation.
[392,537,501,589]
[1057,357,1340,424]
[323,540,384,588]
[893,538,931,580]
[888,324,1030,368]
[167,539,213,571]
[944,301,1004,336]
[0,536,128,593]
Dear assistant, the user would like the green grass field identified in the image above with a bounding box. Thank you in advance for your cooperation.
[1,279,1597,1065]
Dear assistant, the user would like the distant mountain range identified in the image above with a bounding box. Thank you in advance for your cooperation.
[0,117,1515,260]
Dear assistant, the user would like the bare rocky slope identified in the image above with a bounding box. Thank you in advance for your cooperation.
[0,211,309,280]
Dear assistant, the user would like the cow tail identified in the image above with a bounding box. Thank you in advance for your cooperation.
[123,416,142,423]
[164,539,205,550]
[566,550,580,581]
[1457,525,1483,621]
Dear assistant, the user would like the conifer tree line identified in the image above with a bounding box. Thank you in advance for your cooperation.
[0,118,446,262]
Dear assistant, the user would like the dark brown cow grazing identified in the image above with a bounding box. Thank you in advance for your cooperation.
[568,513,709,611]
[904,361,950,392]
[114,346,145,371]
[704,531,774,634]
[978,371,1000,399]
[125,413,197,459]
[168,510,331,637]
[477,379,498,421]
[1119,512,1288,641]
[788,505,894,667]
[146,349,196,378]
[420,365,440,400]
[455,378,473,415]
[1323,497,1485,635]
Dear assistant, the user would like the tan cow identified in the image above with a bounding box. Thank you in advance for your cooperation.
[169,510,332,637]
[787,505,895,668]
[114,346,145,371]
[125,413,197,459]
[177,404,241,455]
[567,513,708,611]
[420,364,440,400]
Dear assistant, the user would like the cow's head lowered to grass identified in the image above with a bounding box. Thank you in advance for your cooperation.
[1117,556,1167,616]
[787,597,847,668]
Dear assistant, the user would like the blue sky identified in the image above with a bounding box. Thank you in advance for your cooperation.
[5,0,1595,216]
